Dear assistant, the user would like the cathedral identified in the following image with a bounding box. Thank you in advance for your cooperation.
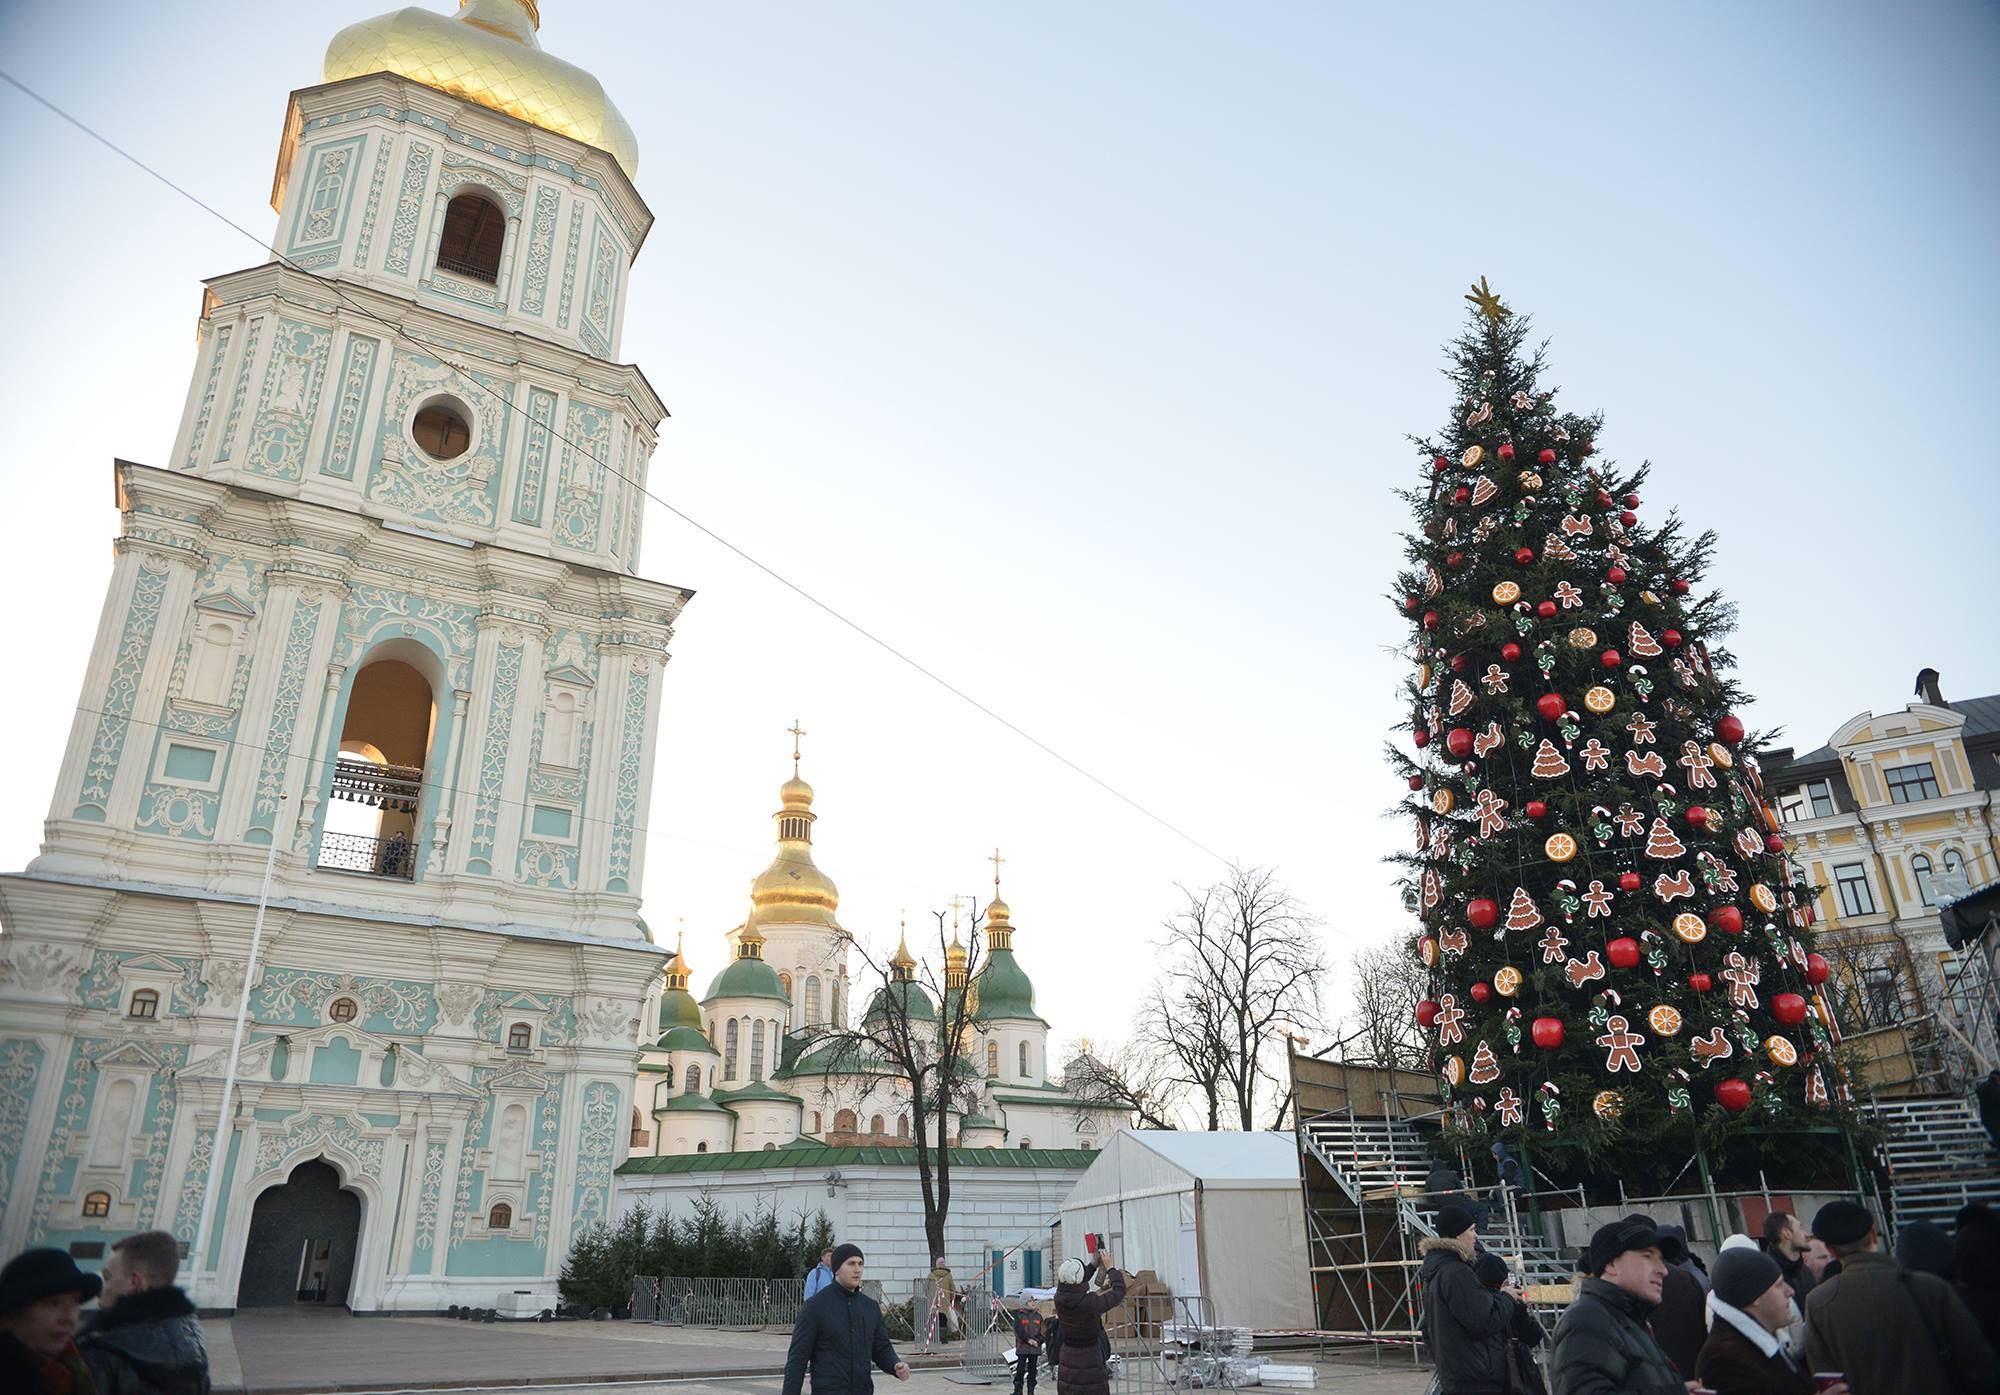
[0,0,681,1312]
[628,758,1130,1159]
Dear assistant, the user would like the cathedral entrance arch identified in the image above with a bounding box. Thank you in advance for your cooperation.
[236,1158,363,1308]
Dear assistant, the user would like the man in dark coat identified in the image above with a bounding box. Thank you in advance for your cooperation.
[1955,1203,2000,1354]
[1760,1211,1815,1304]
[1548,1214,1686,1395]
[782,1244,910,1395]
[0,1247,101,1395]
[1473,1248,1545,1395]
[80,1228,211,1395]
[1695,1247,1837,1395]
[1977,1069,2000,1153]
[1418,1203,1519,1395]
[1053,1249,1127,1395]
[1802,1199,1999,1395]
[1648,1227,1709,1379]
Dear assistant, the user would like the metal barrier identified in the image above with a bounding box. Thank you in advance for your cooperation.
[626,1275,806,1330]
[981,1288,1256,1393]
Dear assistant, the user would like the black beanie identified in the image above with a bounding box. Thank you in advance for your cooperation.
[1811,1200,1874,1246]
[831,1243,864,1270]
[1710,1247,1782,1309]
[1435,1203,1477,1239]
[1471,1250,1509,1290]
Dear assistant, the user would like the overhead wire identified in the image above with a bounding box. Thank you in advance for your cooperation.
[0,67,1229,868]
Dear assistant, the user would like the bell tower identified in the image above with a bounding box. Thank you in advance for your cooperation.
[0,1,688,1312]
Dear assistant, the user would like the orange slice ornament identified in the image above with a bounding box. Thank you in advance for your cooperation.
[1545,833,1578,863]
[1433,788,1457,815]
[1648,1004,1683,1036]
[1492,581,1521,605]
[1584,686,1616,714]
[1749,884,1778,914]
[1592,1090,1624,1120]
[1672,913,1707,944]
[1493,966,1523,997]
[1765,1036,1798,1067]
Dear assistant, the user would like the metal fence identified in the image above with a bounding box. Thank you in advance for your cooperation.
[973,1288,1260,1393]
[626,1275,806,1330]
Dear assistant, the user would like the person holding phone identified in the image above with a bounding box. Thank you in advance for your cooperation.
[1054,1243,1125,1395]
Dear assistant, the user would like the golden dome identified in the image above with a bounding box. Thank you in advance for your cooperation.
[945,934,968,968]
[324,0,640,180]
[889,927,917,977]
[746,769,840,929]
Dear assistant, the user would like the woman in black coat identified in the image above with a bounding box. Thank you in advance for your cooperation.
[1053,1254,1127,1395]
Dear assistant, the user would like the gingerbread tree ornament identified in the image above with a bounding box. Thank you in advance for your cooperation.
[1389,281,1838,1171]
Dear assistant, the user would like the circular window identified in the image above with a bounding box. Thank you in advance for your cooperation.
[411,401,472,460]
[328,997,358,1023]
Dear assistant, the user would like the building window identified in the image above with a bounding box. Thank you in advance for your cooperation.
[834,1109,857,1134]
[1019,1041,1030,1078]
[488,1202,513,1231]
[1833,863,1876,918]
[805,975,822,1025]
[684,1064,702,1095]
[750,1020,766,1081]
[987,1041,999,1077]
[1885,761,1941,804]
[1913,854,1937,907]
[812,1111,822,1132]
[127,989,159,1020]
[411,401,472,460]
[436,192,505,283]
[870,1115,885,1136]
[1804,780,1835,818]
[328,997,358,1023]
[1019,1139,1033,1150]
[696,1141,708,1153]
[82,1191,111,1219]
[724,1020,739,1080]
[897,1114,909,1139]
[507,1022,533,1052]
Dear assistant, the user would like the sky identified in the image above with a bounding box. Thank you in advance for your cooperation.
[1,1,1996,1067]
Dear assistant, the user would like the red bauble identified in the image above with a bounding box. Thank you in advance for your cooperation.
[1446,727,1475,758]
[1446,550,1464,567]
[1688,972,1713,994]
[1771,993,1808,1026]
[1618,510,1638,528]
[1514,546,1536,566]
[1417,999,1441,1028]
[1404,595,1421,613]
[1470,981,1493,1005]
[1537,447,1557,465]
[1716,1078,1752,1112]
[1765,833,1787,854]
[1531,1017,1566,1049]
[1661,628,1683,648]
[1596,490,1615,509]
[1606,937,1641,970]
[1413,728,1430,748]
[1500,642,1522,662]
[1670,577,1691,595]
[1601,649,1622,669]
[1407,775,1425,792]
[1805,952,1830,986]
[1605,565,1627,584]
[1467,898,1500,930]
[1450,654,1468,673]
[1423,610,1439,631]
[1498,443,1516,461]
[1433,455,1451,474]
[1536,600,1558,619]
[1453,486,1470,504]
[1536,692,1567,720]
[1624,493,1641,508]
[1716,714,1746,745]
[1618,871,1642,892]
[1685,805,1710,829]
[1709,905,1744,936]
[1525,799,1548,819]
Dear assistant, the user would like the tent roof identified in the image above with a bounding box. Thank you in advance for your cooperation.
[1125,1130,1301,1183]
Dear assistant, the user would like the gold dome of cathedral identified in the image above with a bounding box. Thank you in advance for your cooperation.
[325,0,640,179]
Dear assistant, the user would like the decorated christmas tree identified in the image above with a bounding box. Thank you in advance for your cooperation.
[1390,280,1842,1173]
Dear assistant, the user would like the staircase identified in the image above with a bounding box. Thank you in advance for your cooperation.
[1866,1094,2000,1228]
[1300,1113,1573,1288]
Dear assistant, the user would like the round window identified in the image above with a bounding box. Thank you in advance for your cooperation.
[328,997,358,1023]
[411,402,472,460]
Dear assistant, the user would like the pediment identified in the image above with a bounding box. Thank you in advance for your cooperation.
[492,990,552,1014]
[487,1061,551,1094]
[543,664,596,688]
[111,953,188,977]
[96,1041,174,1071]
[193,592,258,619]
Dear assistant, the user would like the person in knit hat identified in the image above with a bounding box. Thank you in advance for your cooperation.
[0,1247,102,1395]
[1416,1202,1519,1394]
[1955,1202,2000,1354]
[782,1244,910,1395]
[1694,1247,1840,1395]
[1803,1200,2000,1395]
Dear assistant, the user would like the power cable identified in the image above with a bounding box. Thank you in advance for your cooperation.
[0,67,1228,867]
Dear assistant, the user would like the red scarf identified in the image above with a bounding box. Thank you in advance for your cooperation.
[43,1341,92,1394]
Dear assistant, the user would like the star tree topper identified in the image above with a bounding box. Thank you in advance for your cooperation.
[1465,276,1512,323]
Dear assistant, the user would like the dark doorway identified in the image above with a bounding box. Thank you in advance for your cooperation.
[236,1158,362,1308]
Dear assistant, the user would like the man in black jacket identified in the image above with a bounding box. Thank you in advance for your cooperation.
[1549,1214,1685,1395]
[783,1243,910,1395]
[1419,1203,1519,1395]
[80,1229,210,1395]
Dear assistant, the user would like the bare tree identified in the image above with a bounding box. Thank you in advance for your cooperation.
[1142,865,1328,1131]
[798,906,987,1266]
[1059,1036,1186,1130]
[1342,938,1432,1071]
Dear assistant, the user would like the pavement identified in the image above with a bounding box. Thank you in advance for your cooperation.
[207,1310,1438,1395]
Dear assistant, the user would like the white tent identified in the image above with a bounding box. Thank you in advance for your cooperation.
[1057,1130,1313,1331]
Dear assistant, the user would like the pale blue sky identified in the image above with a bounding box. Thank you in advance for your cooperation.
[1,1,1995,1047]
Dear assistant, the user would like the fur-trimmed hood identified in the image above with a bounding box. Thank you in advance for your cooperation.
[1418,1236,1472,1260]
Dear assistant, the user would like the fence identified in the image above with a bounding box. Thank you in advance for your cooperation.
[970,1287,1260,1392]
[627,1275,806,1330]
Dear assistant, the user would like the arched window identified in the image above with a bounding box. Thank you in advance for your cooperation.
[870,1114,886,1136]
[812,1111,823,1133]
[82,1191,111,1219]
[724,1020,740,1080]
[684,1063,702,1095]
[986,1041,999,1077]
[1019,1041,1030,1079]
[1944,848,1967,878]
[806,975,822,1025]
[834,1109,857,1134]
[488,1202,513,1231]
[507,1022,532,1051]
[328,997,358,1023]
[411,401,471,460]
[1018,1139,1033,1150]
[765,1142,777,1151]
[1913,854,1937,907]
[127,989,159,1020]
[436,192,505,283]
[897,1114,909,1138]
[696,1141,708,1153]
[750,1019,766,1080]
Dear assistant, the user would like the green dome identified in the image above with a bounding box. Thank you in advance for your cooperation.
[661,985,703,1031]
[974,948,1040,1021]
[703,954,790,1005]
[864,979,937,1024]
[655,1024,717,1054]
[659,1091,731,1114]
